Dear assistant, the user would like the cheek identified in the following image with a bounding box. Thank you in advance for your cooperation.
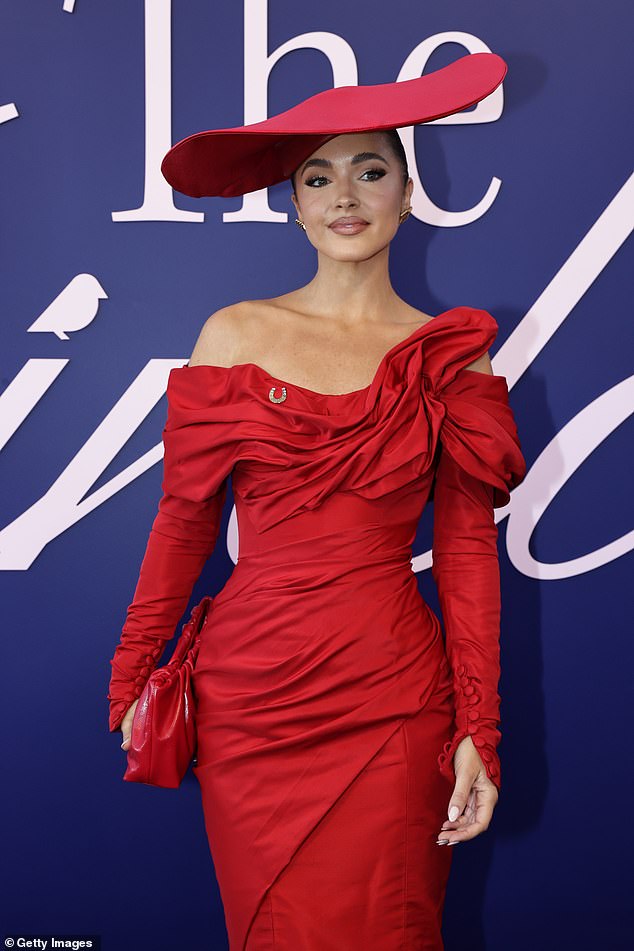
[300,192,328,217]
[367,183,404,215]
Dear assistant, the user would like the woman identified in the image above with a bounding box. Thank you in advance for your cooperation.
[108,54,526,950]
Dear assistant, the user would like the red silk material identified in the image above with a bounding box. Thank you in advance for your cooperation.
[107,306,526,950]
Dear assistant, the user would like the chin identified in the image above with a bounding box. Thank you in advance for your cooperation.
[327,233,390,255]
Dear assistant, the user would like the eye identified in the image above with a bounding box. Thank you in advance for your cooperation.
[304,174,329,188]
[361,167,387,181]
[303,167,387,187]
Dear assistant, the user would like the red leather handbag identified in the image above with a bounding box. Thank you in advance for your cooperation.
[123,595,212,788]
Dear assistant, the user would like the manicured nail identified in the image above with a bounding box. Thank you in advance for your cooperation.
[437,838,449,845]
[448,839,461,845]
[448,806,459,821]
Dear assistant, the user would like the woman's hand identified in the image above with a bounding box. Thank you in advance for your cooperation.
[436,735,499,846]
[119,699,140,752]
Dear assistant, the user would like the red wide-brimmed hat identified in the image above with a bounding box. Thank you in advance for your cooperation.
[161,51,507,199]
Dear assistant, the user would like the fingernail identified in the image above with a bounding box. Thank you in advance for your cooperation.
[448,839,461,846]
[437,839,449,845]
[448,806,459,821]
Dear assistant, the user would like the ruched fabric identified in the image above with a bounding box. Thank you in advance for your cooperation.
[107,306,526,950]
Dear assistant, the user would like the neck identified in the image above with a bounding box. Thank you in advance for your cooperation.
[293,245,403,325]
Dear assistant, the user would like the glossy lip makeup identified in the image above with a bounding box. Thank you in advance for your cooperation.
[328,216,369,235]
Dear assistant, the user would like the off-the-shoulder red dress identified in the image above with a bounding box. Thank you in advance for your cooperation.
[108,306,526,951]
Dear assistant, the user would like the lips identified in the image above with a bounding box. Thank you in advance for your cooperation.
[329,216,369,234]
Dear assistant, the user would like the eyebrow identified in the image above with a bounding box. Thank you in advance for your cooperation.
[299,151,390,178]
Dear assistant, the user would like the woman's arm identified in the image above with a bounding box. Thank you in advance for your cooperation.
[107,477,228,734]
[431,353,503,843]
[107,313,237,734]
[431,444,502,788]
[432,348,503,785]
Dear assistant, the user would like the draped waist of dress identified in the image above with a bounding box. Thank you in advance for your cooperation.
[192,482,449,770]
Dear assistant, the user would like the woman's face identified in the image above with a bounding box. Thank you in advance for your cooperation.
[290,131,413,261]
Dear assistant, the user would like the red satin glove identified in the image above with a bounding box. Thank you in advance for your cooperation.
[107,454,228,734]
[431,443,503,791]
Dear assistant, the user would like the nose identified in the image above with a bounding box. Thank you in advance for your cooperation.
[335,194,359,210]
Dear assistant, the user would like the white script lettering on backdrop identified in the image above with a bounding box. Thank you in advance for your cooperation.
[112,0,504,226]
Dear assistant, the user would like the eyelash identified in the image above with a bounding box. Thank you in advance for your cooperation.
[303,167,387,188]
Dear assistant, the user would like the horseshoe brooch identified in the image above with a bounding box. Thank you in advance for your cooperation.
[268,385,287,403]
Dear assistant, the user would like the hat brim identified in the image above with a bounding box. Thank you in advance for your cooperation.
[161,51,507,199]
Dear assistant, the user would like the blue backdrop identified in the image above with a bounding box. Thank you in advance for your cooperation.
[1,2,632,949]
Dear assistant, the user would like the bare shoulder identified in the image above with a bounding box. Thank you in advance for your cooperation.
[464,350,493,375]
[188,301,258,368]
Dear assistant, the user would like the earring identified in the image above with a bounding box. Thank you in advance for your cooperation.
[399,206,412,223]
[295,218,306,231]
